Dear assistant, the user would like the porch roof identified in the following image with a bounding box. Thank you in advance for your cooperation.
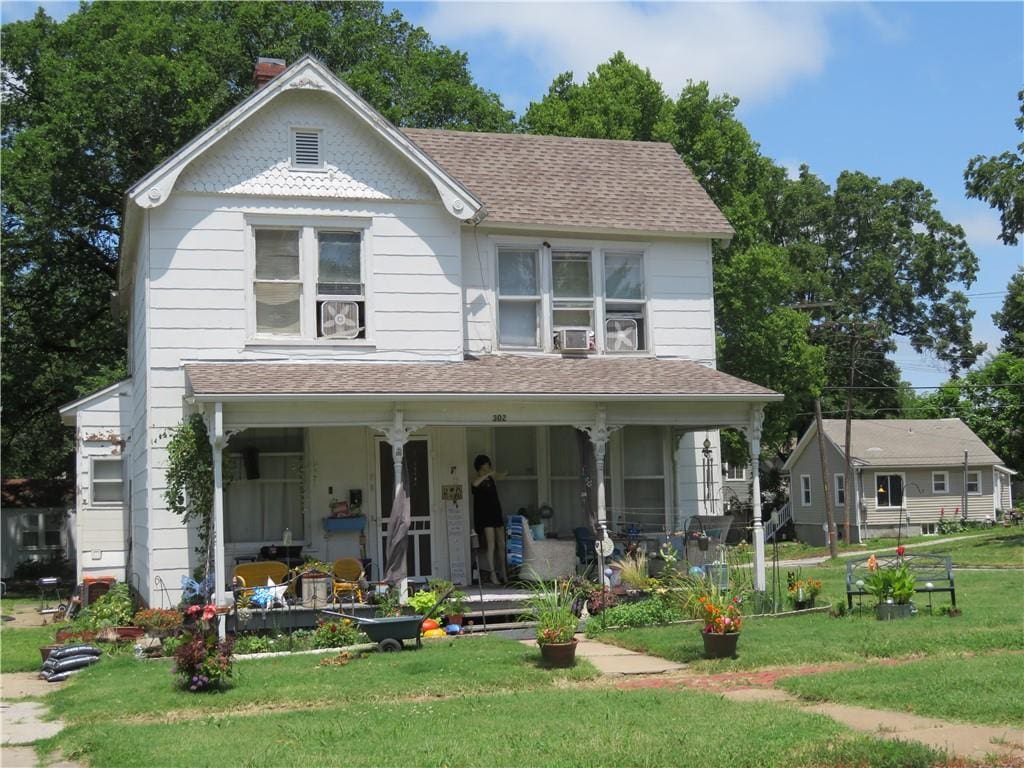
[185,356,781,401]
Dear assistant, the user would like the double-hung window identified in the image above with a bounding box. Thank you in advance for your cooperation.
[92,458,124,505]
[966,471,981,495]
[834,473,846,507]
[551,250,594,348]
[497,247,541,348]
[932,471,948,494]
[800,475,812,506]
[20,512,62,548]
[723,462,746,481]
[252,224,366,341]
[604,251,646,352]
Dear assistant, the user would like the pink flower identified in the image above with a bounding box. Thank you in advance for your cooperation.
[202,605,217,621]
[896,546,905,557]
[187,605,201,617]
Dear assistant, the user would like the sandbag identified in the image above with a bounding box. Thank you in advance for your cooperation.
[49,644,102,661]
[44,669,83,683]
[48,654,100,674]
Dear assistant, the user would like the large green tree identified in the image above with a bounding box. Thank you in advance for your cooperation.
[993,266,1024,356]
[1,1,513,478]
[964,90,1024,246]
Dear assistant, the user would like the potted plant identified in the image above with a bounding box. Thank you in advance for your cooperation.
[444,590,468,626]
[864,554,916,620]
[290,559,333,608]
[527,580,580,668]
[787,577,822,610]
[133,608,183,638]
[524,507,545,540]
[697,591,743,659]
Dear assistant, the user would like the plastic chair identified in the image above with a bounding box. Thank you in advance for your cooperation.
[233,561,290,603]
[332,558,364,603]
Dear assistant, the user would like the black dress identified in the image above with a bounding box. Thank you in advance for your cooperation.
[472,476,504,535]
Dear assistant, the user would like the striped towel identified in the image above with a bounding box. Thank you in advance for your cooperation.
[506,515,525,566]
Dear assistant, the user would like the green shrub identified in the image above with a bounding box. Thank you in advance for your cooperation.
[589,596,681,631]
[233,634,273,655]
[76,583,134,629]
[311,619,362,648]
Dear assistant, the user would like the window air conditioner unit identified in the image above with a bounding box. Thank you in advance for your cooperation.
[605,318,639,352]
[320,300,361,339]
[556,327,591,352]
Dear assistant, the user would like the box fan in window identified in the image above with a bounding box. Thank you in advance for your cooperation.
[319,300,362,339]
[605,318,639,352]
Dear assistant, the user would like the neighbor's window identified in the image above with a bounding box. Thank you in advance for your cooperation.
[252,226,365,340]
[876,474,904,508]
[551,249,594,338]
[800,475,812,506]
[966,471,981,495]
[92,458,124,504]
[723,462,746,481]
[604,251,647,352]
[834,473,846,507]
[224,429,305,544]
[20,511,62,548]
[497,247,541,348]
[932,471,948,494]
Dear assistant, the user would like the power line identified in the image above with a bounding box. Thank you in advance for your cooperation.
[823,382,1024,391]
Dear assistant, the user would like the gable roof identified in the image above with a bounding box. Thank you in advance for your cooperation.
[184,356,780,400]
[782,418,1004,472]
[403,129,733,238]
[58,379,132,426]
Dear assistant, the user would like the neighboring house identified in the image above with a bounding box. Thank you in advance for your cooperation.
[1,479,74,579]
[59,56,780,607]
[782,418,1016,545]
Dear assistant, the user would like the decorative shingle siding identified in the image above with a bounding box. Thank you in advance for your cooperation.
[177,90,435,201]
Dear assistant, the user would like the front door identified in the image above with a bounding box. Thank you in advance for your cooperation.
[377,438,433,579]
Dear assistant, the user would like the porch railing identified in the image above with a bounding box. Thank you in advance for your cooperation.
[764,501,792,542]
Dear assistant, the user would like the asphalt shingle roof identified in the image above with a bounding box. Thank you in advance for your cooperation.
[402,129,734,237]
[820,419,1005,467]
[185,356,778,398]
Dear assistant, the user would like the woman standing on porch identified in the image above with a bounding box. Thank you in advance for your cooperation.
[472,455,507,585]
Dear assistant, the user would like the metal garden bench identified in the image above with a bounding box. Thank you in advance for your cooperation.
[846,552,956,611]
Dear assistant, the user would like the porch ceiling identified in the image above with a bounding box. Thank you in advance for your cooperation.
[184,355,781,401]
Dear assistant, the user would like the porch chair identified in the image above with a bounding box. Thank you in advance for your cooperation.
[574,527,597,576]
[233,561,290,604]
[519,520,576,581]
[332,558,364,604]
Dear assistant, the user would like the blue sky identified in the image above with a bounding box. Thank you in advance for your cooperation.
[4,1,1022,389]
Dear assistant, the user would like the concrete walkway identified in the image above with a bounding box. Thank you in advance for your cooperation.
[0,672,78,768]
[721,687,1024,763]
[522,637,685,676]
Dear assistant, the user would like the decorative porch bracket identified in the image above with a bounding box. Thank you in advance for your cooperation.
[739,406,766,592]
[576,408,621,584]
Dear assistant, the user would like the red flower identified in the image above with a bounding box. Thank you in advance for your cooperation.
[896,546,905,557]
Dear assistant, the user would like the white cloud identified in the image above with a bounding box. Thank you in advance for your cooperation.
[956,210,1012,250]
[421,2,834,103]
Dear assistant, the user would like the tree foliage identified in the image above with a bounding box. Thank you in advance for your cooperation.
[964,90,1024,246]
[1,1,512,478]
[993,267,1024,356]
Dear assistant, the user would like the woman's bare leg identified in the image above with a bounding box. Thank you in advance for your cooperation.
[483,527,500,585]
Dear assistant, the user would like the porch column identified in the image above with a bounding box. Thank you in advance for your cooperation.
[743,406,766,591]
[577,408,619,583]
[207,401,227,640]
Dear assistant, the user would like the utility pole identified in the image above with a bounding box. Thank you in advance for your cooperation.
[843,336,857,544]
[962,450,969,521]
[814,397,838,557]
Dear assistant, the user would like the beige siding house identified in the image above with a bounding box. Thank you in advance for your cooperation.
[782,419,1015,545]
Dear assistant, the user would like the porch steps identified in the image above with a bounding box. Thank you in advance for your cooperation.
[764,501,792,542]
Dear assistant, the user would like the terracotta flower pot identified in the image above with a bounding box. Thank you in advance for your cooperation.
[701,631,739,659]
[539,638,578,668]
[445,614,464,627]
[40,644,62,662]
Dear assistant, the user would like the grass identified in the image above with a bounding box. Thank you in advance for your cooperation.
[593,569,1024,670]
[0,624,58,673]
[47,637,596,724]
[770,526,1015,562]
[40,673,946,768]
[933,529,1024,566]
[778,651,1024,726]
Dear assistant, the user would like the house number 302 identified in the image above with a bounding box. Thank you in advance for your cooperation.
[492,414,508,422]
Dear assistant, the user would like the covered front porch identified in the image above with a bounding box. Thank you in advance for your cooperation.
[184,356,781,630]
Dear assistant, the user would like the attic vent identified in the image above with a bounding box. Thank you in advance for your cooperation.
[292,129,322,169]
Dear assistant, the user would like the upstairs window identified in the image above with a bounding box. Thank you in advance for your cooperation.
[497,247,541,349]
[966,471,981,495]
[551,250,594,349]
[291,128,322,169]
[251,224,366,341]
[604,251,647,352]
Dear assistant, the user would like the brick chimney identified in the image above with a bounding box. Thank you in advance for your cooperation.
[254,57,286,89]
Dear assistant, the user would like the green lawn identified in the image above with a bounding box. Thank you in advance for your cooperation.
[779,651,1024,726]
[771,526,1020,563]
[594,569,1024,670]
[39,641,943,768]
[934,529,1024,566]
[0,624,57,673]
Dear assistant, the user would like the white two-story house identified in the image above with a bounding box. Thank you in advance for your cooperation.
[60,56,780,607]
